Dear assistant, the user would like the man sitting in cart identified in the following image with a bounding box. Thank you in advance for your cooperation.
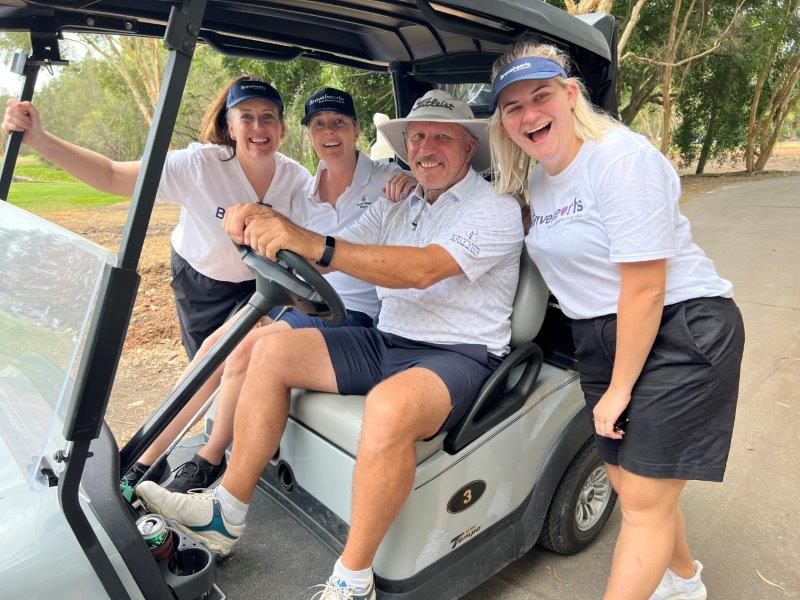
[137,90,524,599]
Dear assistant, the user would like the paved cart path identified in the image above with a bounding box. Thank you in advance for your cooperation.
[467,175,800,600]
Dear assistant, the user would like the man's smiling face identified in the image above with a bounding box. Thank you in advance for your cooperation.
[406,121,476,198]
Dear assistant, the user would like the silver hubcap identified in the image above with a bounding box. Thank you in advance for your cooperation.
[575,466,611,532]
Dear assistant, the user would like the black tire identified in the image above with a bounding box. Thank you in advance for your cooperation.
[538,437,617,555]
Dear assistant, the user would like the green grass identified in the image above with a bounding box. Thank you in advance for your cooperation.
[6,156,126,211]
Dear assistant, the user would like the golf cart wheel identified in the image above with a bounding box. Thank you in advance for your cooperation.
[538,438,616,555]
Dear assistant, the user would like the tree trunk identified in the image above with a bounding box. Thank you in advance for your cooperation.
[659,0,683,154]
[618,0,648,58]
[745,1,797,172]
[620,71,659,125]
[695,105,717,175]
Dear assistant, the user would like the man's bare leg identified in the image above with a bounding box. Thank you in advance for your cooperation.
[220,328,339,502]
[341,368,452,570]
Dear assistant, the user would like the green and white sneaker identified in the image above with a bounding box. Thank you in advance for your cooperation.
[310,576,376,600]
[135,481,244,556]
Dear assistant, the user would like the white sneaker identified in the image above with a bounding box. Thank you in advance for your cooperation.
[135,481,244,556]
[309,576,376,600]
[650,560,707,600]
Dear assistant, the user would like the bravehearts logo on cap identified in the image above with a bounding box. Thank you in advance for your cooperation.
[239,82,268,90]
[499,61,532,81]
[309,94,346,105]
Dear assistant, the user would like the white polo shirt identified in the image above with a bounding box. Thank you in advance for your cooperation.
[157,143,312,283]
[339,168,523,356]
[525,127,733,320]
[301,152,402,319]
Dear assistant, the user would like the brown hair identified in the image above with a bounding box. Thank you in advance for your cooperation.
[198,74,283,159]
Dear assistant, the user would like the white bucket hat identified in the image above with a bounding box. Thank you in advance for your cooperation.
[377,90,491,173]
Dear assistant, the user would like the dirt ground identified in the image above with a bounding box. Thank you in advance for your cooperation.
[33,144,800,447]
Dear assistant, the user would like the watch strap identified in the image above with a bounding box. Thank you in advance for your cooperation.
[317,235,336,267]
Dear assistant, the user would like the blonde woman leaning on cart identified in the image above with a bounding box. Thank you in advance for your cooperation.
[489,43,744,600]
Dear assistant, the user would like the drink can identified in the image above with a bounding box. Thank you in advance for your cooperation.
[136,514,175,562]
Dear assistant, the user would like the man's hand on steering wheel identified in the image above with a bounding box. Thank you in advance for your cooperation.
[244,208,326,263]
[222,202,270,244]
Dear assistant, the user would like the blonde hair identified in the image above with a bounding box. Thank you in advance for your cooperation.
[489,43,620,195]
[198,74,283,159]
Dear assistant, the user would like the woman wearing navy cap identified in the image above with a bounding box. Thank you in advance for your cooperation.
[3,75,311,359]
[489,43,744,600]
[124,87,413,494]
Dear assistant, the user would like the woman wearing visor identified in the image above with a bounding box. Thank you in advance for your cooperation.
[128,88,412,494]
[488,44,744,600]
[3,76,311,359]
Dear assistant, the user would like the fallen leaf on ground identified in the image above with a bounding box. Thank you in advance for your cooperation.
[745,445,754,451]
[756,569,784,590]
[552,567,565,583]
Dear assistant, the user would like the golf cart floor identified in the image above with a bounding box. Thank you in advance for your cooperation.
[168,438,335,600]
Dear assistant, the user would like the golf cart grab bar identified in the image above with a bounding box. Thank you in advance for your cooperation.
[444,341,543,454]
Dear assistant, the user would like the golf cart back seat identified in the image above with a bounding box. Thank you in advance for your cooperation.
[289,252,549,461]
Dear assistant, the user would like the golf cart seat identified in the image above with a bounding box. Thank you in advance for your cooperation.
[288,251,549,461]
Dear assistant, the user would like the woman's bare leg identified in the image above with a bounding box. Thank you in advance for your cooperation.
[137,309,271,466]
[197,320,292,464]
[603,468,686,600]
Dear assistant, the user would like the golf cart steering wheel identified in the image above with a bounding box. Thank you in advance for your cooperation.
[237,244,346,324]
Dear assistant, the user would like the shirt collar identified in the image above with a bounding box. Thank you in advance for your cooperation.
[312,151,373,202]
[409,167,478,205]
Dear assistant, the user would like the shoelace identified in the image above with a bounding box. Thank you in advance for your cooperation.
[172,461,201,483]
[308,582,358,600]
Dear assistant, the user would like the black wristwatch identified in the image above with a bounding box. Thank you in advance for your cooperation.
[316,235,336,267]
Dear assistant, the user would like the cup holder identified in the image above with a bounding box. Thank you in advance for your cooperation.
[156,529,216,600]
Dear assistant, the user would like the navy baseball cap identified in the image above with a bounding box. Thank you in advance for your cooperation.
[489,57,568,112]
[302,87,357,126]
[226,80,284,113]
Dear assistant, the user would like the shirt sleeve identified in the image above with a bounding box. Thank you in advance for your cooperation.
[338,197,388,245]
[156,146,201,205]
[431,194,524,282]
[596,148,681,263]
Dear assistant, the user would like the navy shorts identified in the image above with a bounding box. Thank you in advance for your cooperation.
[267,307,374,329]
[171,247,255,360]
[320,328,502,433]
[572,297,745,482]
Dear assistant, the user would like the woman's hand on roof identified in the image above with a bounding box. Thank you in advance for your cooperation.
[382,173,417,202]
[2,100,44,145]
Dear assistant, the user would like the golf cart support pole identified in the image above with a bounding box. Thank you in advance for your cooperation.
[0,31,68,201]
[57,1,207,598]
[120,295,272,475]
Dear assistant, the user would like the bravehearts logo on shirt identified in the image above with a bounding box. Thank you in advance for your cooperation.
[532,198,584,229]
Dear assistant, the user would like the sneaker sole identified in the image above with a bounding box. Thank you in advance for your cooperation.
[138,496,238,557]
[659,592,707,600]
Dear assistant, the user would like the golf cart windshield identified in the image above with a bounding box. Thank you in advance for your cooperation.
[0,201,110,488]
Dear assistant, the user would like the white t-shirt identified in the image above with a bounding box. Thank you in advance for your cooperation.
[157,143,312,283]
[301,152,402,319]
[340,168,523,356]
[525,127,733,320]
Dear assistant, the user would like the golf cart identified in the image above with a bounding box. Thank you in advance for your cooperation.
[0,1,619,598]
